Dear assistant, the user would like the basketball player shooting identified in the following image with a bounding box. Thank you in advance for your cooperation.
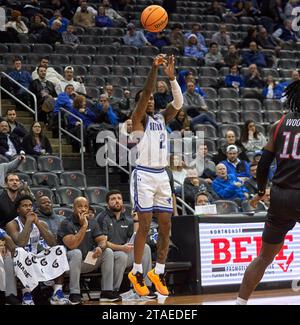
[237,80,300,304]
[128,54,183,296]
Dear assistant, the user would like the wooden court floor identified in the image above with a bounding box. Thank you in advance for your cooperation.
[85,288,300,305]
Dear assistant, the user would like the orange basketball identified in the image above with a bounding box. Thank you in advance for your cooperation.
[140,5,168,33]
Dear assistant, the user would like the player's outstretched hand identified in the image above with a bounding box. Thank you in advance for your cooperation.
[153,53,167,67]
[163,55,175,80]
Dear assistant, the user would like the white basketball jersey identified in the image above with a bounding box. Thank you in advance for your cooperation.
[135,113,168,168]
[15,217,41,254]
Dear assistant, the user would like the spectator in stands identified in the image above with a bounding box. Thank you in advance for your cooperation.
[272,19,300,43]
[48,0,66,12]
[73,1,95,28]
[262,75,282,99]
[244,161,258,196]
[240,26,261,49]
[260,187,271,209]
[215,129,249,163]
[184,34,206,63]
[242,41,267,68]
[64,0,81,20]
[204,0,225,20]
[5,10,28,34]
[169,23,184,54]
[244,0,261,18]
[56,66,86,95]
[122,23,150,48]
[21,121,52,157]
[154,81,173,111]
[37,19,63,46]
[277,69,300,98]
[0,174,22,227]
[184,168,218,208]
[252,149,276,180]
[6,195,70,305]
[224,44,242,67]
[168,109,190,133]
[146,31,170,50]
[231,0,247,18]
[97,190,154,300]
[101,0,127,27]
[75,0,97,15]
[205,42,225,69]
[62,24,80,46]
[23,0,42,18]
[49,9,69,33]
[225,64,245,90]
[211,24,231,47]
[284,0,300,19]
[6,109,28,140]
[184,23,207,53]
[104,84,122,111]
[195,191,212,206]
[7,57,32,107]
[183,81,208,115]
[32,56,64,87]
[212,163,249,202]
[29,14,47,36]
[95,5,113,27]
[118,88,131,113]
[36,196,64,237]
[221,144,250,178]
[66,95,97,152]
[0,121,21,160]
[190,143,216,183]
[240,120,267,152]
[91,94,119,130]
[257,26,281,50]
[0,228,19,305]
[169,154,188,193]
[244,64,265,88]
[58,196,119,304]
[0,154,25,188]
[29,66,57,124]
[177,70,207,97]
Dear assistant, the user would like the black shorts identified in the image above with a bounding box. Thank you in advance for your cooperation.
[262,185,300,244]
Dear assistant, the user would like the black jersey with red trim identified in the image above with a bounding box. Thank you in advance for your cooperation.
[272,112,300,189]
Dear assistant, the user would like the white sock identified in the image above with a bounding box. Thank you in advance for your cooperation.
[132,263,143,275]
[236,297,248,305]
[53,284,62,294]
[154,263,165,275]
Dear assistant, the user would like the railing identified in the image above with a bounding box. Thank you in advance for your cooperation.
[104,135,132,190]
[58,107,84,173]
[176,196,195,215]
[0,72,38,121]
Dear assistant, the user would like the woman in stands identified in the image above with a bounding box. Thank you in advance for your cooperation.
[240,119,267,152]
[21,121,52,157]
[154,81,173,112]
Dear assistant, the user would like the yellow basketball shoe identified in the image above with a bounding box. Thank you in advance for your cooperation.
[147,269,169,296]
[128,271,150,296]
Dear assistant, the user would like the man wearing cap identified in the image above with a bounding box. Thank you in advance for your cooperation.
[221,145,250,179]
[56,66,86,95]
[212,163,249,202]
[122,23,151,48]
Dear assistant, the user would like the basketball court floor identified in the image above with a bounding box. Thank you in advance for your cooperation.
[84,288,300,305]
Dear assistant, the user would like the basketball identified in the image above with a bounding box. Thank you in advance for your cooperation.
[140,5,168,33]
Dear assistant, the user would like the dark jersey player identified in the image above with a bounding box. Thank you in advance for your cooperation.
[237,80,300,304]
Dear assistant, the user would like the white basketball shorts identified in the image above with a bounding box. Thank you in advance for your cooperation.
[130,165,173,213]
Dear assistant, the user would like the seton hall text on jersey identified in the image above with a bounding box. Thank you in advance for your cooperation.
[149,121,163,131]
[286,119,300,126]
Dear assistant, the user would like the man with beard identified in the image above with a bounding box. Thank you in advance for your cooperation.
[97,190,155,299]
[58,196,121,304]
[36,196,63,238]
[0,173,23,228]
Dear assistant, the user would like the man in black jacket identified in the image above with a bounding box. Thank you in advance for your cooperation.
[29,66,56,123]
[0,120,21,160]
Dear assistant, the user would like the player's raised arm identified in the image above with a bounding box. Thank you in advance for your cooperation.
[132,54,166,130]
[161,55,184,124]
